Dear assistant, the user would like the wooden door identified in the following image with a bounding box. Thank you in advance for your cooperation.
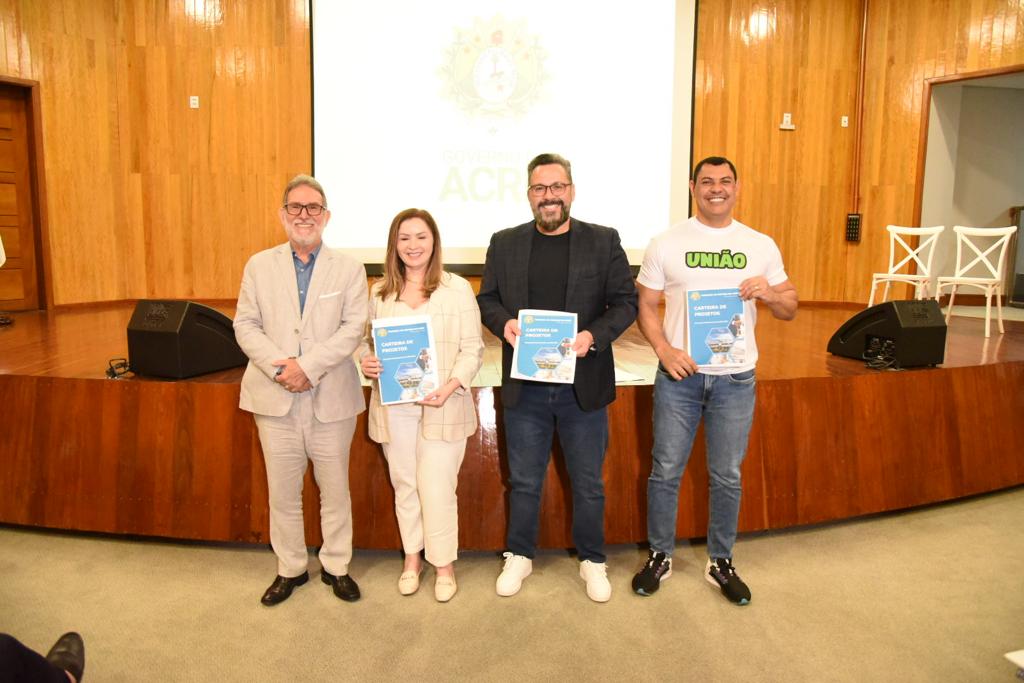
[0,84,39,311]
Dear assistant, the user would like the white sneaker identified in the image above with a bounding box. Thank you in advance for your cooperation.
[579,560,611,603]
[496,552,532,596]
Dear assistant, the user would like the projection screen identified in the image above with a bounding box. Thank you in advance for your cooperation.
[312,1,697,264]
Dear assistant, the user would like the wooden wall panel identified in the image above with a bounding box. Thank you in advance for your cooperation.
[0,182,14,213]
[694,0,1024,303]
[850,0,1024,302]
[693,0,863,302]
[0,1,1021,305]
[0,0,311,305]
[0,266,20,298]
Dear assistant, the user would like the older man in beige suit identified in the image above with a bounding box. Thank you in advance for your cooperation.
[234,174,368,606]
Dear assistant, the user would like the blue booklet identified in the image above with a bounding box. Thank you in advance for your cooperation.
[371,315,440,405]
[685,288,746,368]
[511,309,577,383]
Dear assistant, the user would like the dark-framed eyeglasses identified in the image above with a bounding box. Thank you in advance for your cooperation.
[528,182,572,197]
[283,202,326,216]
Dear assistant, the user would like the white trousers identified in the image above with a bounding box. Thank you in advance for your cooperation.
[382,403,467,567]
[254,392,356,578]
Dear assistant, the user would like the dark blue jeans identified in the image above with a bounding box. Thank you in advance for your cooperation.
[504,384,609,563]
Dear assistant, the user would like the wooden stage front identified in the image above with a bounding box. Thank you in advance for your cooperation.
[1,302,1022,550]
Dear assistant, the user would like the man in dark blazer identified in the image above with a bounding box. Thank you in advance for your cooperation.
[477,153,637,602]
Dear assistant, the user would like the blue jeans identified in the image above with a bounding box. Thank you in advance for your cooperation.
[503,384,609,562]
[647,368,756,559]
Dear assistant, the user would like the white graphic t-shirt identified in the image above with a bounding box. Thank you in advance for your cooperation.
[637,217,788,375]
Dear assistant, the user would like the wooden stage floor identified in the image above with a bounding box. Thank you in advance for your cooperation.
[3,301,1023,381]
[1,302,1022,550]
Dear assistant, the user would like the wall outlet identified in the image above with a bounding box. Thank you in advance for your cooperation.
[189,95,200,109]
[780,112,796,130]
[846,213,861,242]
[841,115,849,127]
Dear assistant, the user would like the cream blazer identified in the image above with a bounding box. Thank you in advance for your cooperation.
[234,243,368,422]
[363,272,484,443]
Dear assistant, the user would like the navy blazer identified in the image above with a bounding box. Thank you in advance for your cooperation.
[477,218,638,411]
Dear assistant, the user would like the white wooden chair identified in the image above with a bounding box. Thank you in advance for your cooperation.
[867,225,945,307]
[934,225,1018,337]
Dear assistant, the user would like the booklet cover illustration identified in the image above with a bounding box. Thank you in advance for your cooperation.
[371,315,440,405]
[510,309,578,383]
[686,288,746,368]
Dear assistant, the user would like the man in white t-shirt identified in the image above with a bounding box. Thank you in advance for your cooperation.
[631,156,798,604]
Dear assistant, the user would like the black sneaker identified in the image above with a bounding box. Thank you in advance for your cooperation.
[705,557,751,605]
[632,550,672,596]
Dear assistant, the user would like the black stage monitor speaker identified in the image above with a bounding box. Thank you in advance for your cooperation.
[127,300,248,378]
[827,299,947,368]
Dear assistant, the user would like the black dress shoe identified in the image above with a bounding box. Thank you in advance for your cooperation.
[45,632,85,682]
[321,569,361,602]
[261,571,309,606]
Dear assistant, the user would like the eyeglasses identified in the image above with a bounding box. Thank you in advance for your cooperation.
[528,182,572,197]
[283,202,326,216]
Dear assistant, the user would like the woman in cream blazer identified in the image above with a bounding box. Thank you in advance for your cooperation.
[360,208,484,602]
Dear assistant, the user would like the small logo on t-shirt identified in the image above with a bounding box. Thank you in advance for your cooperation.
[685,249,747,269]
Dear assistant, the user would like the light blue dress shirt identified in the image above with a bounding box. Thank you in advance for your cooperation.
[293,244,322,314]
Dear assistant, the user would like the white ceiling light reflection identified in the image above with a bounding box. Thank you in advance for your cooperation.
[184,0,224,26]
[737,6,777,46]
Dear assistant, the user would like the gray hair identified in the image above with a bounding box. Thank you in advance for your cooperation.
[281,174,327,206]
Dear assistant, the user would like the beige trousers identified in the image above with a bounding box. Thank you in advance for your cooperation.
[382,403,467,567]
[254,391,356,578]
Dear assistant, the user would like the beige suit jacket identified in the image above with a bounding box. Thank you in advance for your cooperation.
[363,272,484,443]
[234,243,368,422]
